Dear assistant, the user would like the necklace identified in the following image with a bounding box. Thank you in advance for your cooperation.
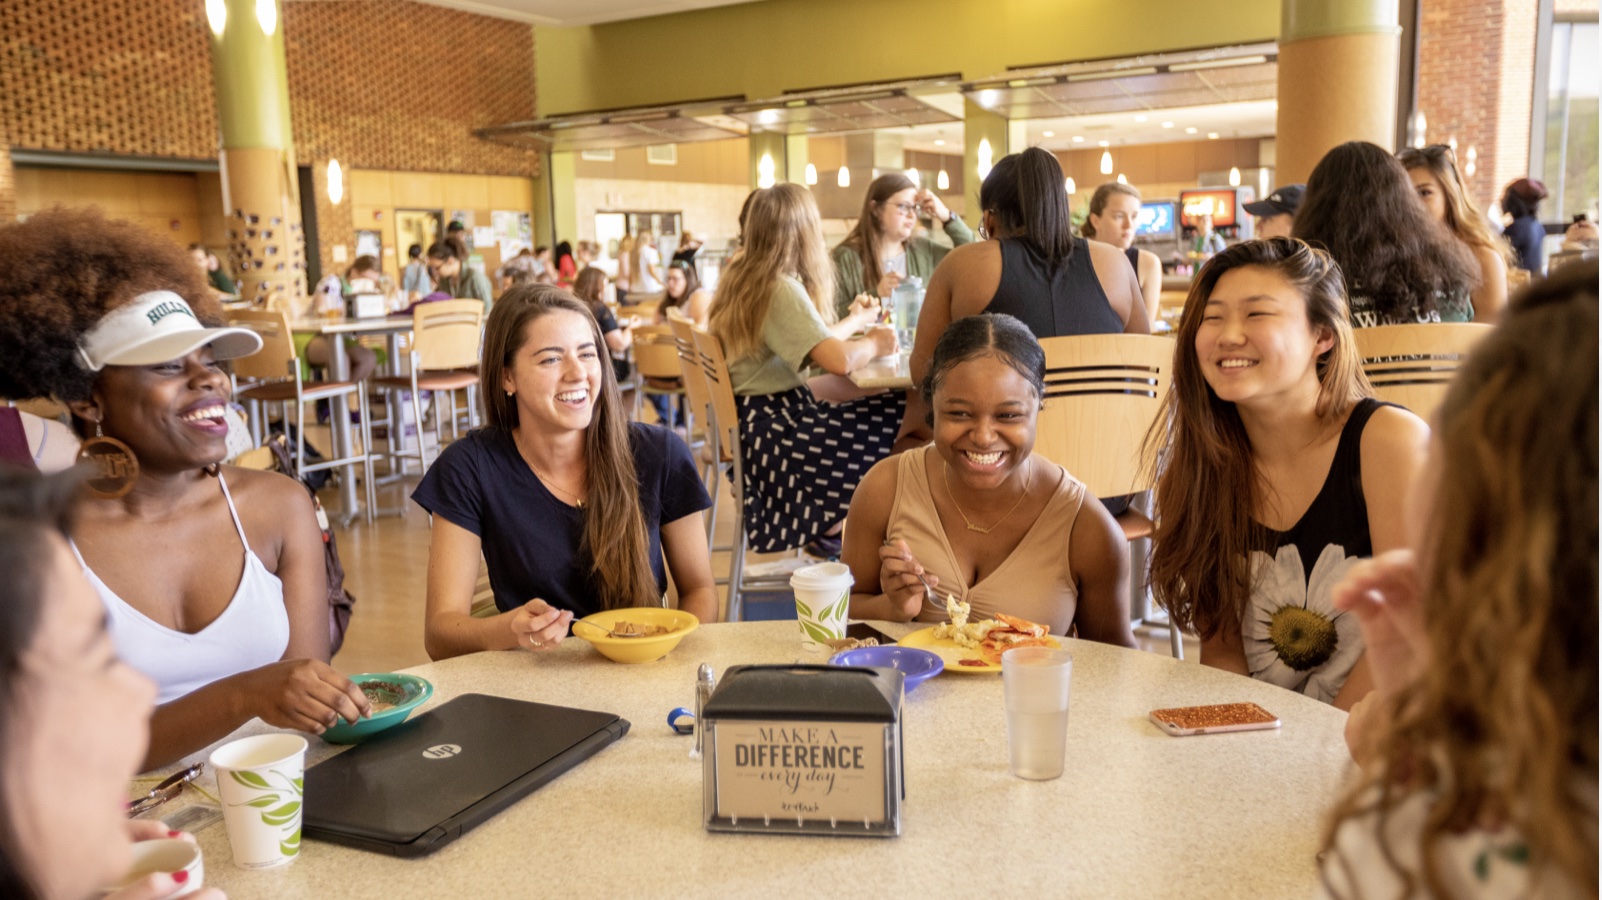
[513,431,587,509]
[942,458,1032,535]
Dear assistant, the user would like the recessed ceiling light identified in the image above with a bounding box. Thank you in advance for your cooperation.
[1207,132,1220,139]
[1161,121,1174,128]
[1134,114,1148,122]
[934,139,945,146]
[1071,136,1084,143]
[1185,127,1198,134]
[1098,140,1110,148]
[1042,131,1055,137]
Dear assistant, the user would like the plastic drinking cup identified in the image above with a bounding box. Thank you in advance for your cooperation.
[209,734,307,869]
[105,839,204,896]
[1001,647,1074,780]
[790,562,854,649]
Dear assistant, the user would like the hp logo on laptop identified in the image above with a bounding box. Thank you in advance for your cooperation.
[422,744,462,760]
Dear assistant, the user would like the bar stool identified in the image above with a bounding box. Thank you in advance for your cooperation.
[228,308,376,524]
[368,300,483,478]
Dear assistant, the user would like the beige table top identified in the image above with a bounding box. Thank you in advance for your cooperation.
[166,621,1352,900]
[848,350,913,391]
[288,315,416,336]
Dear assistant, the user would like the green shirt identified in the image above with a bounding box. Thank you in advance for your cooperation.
[727,276,835,396]
[440,265,495,313]
[208,268,236,294]
[830,215,975,317]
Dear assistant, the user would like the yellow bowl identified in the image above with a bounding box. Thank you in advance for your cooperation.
[572,608,699,664]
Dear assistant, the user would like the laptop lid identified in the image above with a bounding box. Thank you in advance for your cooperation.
[303,694,629,856]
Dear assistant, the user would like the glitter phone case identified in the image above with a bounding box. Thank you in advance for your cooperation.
[1149,702,1281,736]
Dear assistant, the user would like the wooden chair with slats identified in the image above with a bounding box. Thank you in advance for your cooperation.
[1034,333,1180,656]
[369,300,483,480]
[668,316,721,540]
[630,324,688,427]
[1352,323,1494,423]
[229,308,376,524]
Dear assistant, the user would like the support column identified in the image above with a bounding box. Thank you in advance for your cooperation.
[748,131,787,189]
[784,134,810,186]
[206,0,306,311]
[1275,0,1403,184]
[964,100,1009,218]
[548,151,578,244]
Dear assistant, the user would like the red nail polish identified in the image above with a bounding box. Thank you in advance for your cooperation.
[168,830,181,838]
[172,870,189,884]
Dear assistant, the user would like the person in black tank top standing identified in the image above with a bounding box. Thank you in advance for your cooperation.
[1146,237,1430,711]
[899,148,1150,451]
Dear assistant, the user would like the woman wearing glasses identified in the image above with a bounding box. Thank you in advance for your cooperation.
[831,173,974,317]
[1398,144,1512,322]
[658,259,712,330]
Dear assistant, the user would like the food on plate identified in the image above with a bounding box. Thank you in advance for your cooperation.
[822,636,880,652]
[930,594,1052,665]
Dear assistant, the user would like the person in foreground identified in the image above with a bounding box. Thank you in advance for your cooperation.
[707,183,901,556]
[414,285,716,660]
[0,468,225,900]
[0,210,369,770]
[1147,237,1429,710]
[844,314,1135,644]
[1319,263,1598,899]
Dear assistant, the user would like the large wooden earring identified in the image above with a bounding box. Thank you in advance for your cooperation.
[76,421,139,500]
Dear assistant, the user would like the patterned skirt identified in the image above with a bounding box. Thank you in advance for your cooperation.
[735,386,905,553]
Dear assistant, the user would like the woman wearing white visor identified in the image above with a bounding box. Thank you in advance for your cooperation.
[0,209,370,772]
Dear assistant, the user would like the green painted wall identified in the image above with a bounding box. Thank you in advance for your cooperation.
[535,0,1280,116]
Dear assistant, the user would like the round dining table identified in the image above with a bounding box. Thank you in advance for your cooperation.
[163,620,1353,899]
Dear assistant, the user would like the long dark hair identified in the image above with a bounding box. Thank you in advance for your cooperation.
[837,173,916,296]
[478,285,659,610]
[980,147,1075,269]
[0,467,86,900]
[659,259,702,316]
[1146,237,1370,640]
[1293,141,1478,322]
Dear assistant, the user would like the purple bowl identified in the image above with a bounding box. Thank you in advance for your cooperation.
[828,645,944,693]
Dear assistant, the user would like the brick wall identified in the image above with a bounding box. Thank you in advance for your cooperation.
[1417,0,1541,210]
[0,0,538,221]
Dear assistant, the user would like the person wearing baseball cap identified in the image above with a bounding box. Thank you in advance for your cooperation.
[0,207,372,771]
[1242,184,1304,239]
[1501,177,1550,274]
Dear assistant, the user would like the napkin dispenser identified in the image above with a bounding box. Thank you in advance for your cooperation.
[701,664,904,838]
[351,293,388,319]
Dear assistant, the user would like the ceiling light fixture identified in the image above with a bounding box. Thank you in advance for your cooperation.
[327,159,344,205]
[804,163,817,186]
[1228,166,1241,187]
[1116,173,1128,185]
[1161,121,1174,128]
[837,166,850,188]
[977,138,993,180]
[937,168,950,190]
[255,0,277,35]
[205,0,226,34]
[757,153,776,189]
[1100,151,1113,175]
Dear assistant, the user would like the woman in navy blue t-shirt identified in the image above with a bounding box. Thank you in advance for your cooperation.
[413,285,715,660]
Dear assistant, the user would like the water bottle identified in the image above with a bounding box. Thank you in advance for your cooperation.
[891,276,924,349]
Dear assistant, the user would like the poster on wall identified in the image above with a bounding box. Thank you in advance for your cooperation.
[492,210,533,261]
[354,230,382,260]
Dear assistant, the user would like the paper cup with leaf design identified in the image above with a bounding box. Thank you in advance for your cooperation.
[789,562,854,650]
[209,734,307,869]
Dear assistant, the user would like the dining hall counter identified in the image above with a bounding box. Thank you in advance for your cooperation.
[166,621,1351,899]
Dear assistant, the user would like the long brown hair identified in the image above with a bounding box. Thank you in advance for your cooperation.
[1146,237,1370,640]
[658,259,702,317]
[708,183,835,362]
[479,284,659,610]
[837,173,915,297]
[1321,263,1599,898]
[1397,145,1515,266]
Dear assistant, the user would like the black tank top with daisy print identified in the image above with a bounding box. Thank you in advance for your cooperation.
[1240,398,1387,704]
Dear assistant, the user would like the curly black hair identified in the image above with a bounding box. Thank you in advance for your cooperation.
[0,207,218,402]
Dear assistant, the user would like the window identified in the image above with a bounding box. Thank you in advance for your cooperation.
[1538,17,1599,220]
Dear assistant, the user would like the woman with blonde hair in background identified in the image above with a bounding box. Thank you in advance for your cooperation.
[1081,182,1163,329]
[709,183,899,558]
[1398,144,1512,322]
[1321,263,1597,899]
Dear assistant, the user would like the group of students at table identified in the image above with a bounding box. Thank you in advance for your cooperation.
[0,133,1594,898]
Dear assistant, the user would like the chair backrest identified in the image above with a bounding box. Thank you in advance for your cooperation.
[411,299,484,372]
[689,327,741,466]
[1033,334,1174,498]
[1352,323,1493,422]
[669,317,715,431]
[632,324,684,381]
[226,308,299,381]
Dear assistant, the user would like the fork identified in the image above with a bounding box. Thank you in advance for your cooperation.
[883,538,939,598]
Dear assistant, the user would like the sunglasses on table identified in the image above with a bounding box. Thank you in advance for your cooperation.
[127,762,205,817]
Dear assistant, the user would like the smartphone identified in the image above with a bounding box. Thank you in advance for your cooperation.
[1149,702,1281,736]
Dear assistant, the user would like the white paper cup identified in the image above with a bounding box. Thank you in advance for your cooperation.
[209,734,307,869]
[790,561,854,648]
[1001,647,1074,780]
[105,838,203,896]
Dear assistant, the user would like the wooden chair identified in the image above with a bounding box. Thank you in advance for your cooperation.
[630,324,688,426]
[686,327,794,621]
[668,316,720,540]
[1352,323,1493,422]
[229,308,376,524]
[369,300,483,477]
[1035,334,1180,657]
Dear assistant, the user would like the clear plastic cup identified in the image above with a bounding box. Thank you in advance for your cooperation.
[1001,646,1074,780]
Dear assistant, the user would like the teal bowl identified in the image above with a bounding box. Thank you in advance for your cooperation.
[321,673,433,744]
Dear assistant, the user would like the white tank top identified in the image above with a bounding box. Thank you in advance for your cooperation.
[73,471,291,704]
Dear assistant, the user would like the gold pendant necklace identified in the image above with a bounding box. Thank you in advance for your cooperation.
[514,432,587,508]
[942,458,1031,535]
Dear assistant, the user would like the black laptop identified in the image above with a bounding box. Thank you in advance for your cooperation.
[302,693,629,857]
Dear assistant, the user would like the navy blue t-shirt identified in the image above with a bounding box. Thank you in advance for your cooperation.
[411,423,711,615]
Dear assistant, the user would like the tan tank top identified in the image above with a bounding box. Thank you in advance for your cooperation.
[887,445,1088,635]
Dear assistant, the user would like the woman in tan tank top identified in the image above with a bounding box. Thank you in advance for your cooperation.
[842,314,1135,644]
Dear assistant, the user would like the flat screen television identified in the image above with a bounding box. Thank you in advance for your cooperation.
[1178,189,1239,228]
[1135,201,1178,239]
